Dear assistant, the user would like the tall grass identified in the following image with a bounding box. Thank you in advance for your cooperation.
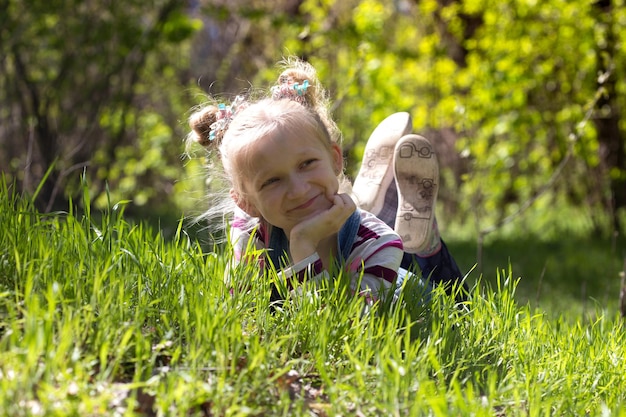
[1,178,625,416]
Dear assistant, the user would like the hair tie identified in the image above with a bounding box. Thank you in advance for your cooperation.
[294,80,309,96]
[209,95,247,142]
[271,79,310,104]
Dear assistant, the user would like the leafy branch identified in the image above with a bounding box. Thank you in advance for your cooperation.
[474,68,613,270]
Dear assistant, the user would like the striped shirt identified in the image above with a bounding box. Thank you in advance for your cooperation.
[229,208,404,301]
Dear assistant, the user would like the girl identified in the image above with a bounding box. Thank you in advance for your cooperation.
[187,58,464,304]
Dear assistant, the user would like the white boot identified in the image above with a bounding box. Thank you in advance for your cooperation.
[352,112,412,216]
[393,134,441,254]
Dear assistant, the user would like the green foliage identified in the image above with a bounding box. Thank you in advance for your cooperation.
[94,112,179,208]
[3,0,626,237]
[0,0,202,215]
[244,0,626,237]
[2,177,626,415]
[163,10,203,43]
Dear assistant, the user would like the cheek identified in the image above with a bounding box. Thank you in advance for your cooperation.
[248,189,277,213]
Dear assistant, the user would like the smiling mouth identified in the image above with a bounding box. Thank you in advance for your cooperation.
[289,195,319,212]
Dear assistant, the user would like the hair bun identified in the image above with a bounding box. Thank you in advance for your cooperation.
[273,59,321,108]
[189,105,219,147]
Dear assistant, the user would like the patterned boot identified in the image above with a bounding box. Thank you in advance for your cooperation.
[393,134,440,254]
[352,112,412,216]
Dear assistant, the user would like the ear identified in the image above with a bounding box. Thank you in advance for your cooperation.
[330,143,343,175]
[230,188,261,218]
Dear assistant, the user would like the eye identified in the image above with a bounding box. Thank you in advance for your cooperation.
[260,177,279,189]
[300,158,318,169]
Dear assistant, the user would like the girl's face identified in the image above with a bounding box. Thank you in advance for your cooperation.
[232,129,342,237]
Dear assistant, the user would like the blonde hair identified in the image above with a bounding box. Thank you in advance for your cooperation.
[186,58,351,234]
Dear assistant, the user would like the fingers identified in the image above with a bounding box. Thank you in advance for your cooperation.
[332,193,357,214]
[328,192,356,210]
[292,193,354,241]
[322,193,356,233]
[288,192,357,262]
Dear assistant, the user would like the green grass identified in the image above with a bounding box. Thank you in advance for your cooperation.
[448,234,625,321]
[439,192,626,321]
[1,179,626,416]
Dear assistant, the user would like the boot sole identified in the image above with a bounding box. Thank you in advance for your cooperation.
[393,134,439,252]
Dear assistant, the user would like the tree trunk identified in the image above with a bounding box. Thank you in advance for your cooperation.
[593,0,626,233]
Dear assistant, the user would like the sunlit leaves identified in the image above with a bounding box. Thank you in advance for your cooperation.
[184,0,625,236]
[353,0,390,40]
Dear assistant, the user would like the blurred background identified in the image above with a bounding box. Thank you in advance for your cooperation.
[1,0,625,315]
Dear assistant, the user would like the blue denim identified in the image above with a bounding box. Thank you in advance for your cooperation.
[401,239,466,298]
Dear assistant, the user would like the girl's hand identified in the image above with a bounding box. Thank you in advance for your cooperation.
[289,193,357,263]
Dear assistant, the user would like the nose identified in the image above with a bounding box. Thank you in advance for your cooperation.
[286,173,309,199]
